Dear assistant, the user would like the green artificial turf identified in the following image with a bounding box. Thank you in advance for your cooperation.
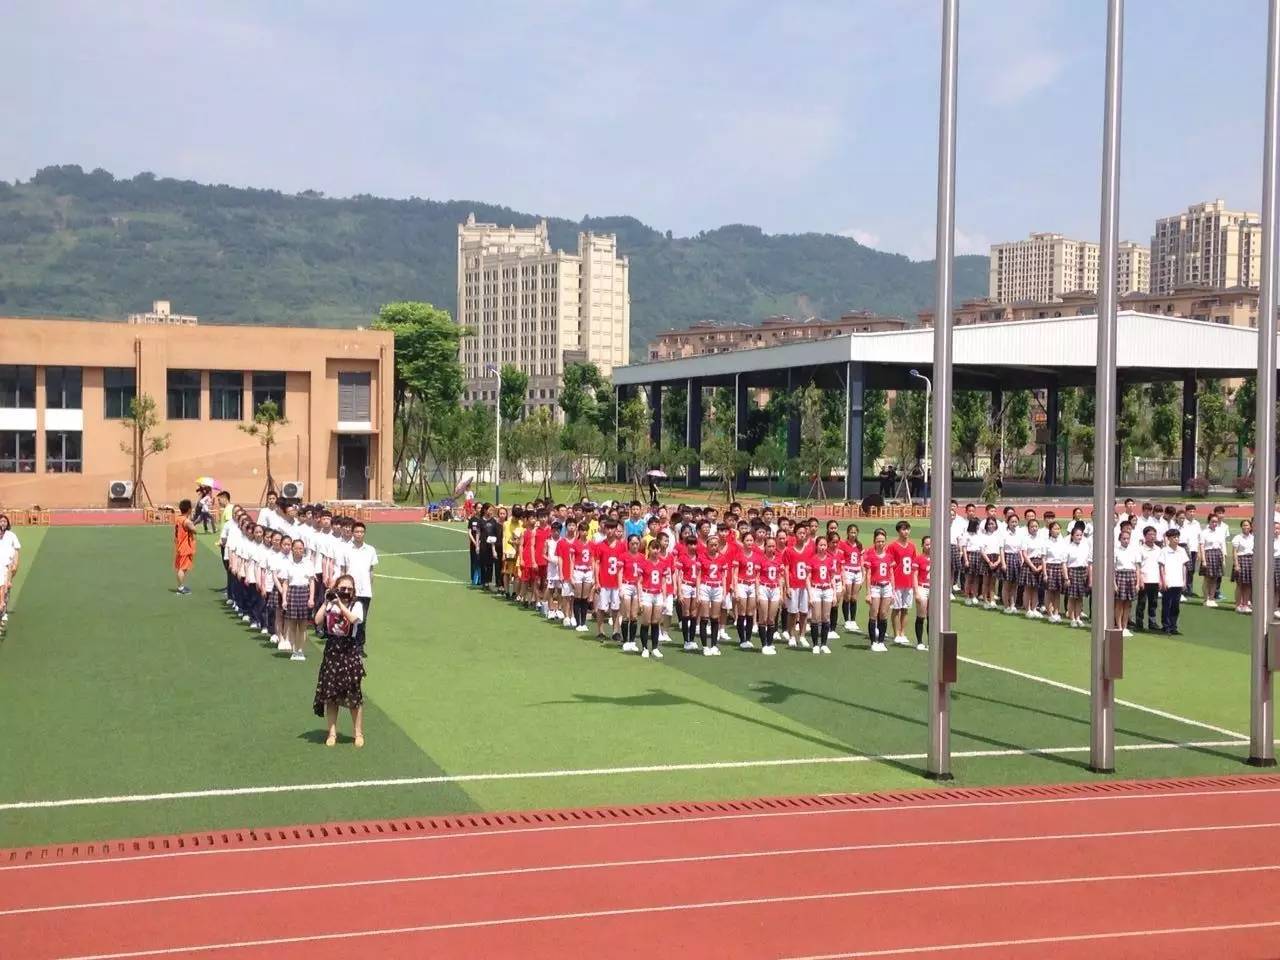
[0,522,1264,848]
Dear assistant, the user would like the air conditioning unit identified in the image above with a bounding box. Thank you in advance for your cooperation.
[108,480,134,501]
[279,480,304,500]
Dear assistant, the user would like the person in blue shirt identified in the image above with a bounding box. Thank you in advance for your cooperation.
[623,501,648,539]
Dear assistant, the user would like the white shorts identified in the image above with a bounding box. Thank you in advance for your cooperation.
[843,570,863,587]
[735,582,756,602]
[698,583,725,606]
[758,585,781,604]
[640,590,661,608]
[808,585,835,605]
[891,587,914,610]
[787,588,810,614]
[915,586,930,607]
[722,591,734,610]
[596,587,621,611]
[571,568,594,587]
[662,594,675,616]
[546,559,562,585]
[561,581,574,597]
[679,583,696,601]
[620,583,638,600]
[868,583,894,601]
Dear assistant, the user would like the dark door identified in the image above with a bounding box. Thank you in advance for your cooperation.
[338,435,370,500]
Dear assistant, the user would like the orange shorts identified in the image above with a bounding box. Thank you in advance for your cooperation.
[175,553,194,573]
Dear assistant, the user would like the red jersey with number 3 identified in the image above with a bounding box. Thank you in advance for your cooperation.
[734,548,761,584]
[865,547,893,586]
[594,540,626,588]
[700,549,730,586]
[885,541,918,590]
[758,553,783,588]
[916,552,931,588]
[570,539,594,571]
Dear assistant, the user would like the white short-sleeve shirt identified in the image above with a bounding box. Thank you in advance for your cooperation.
[345,543,379,597]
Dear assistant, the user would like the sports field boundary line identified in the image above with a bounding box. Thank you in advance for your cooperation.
[0,739,1250,812]
[8,819,1279,918]
[373,573,466,585]
[54,864,1280,960]
[6,775,1279,871]
[958,654,1249,740]
[380,549,467,557]
[421,522,470,534]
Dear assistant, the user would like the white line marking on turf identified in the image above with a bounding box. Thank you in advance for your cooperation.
[380,549,466,557]
[421,523,470,534]
[56,864,1280,959]
[780,920,1280,959]
[8,821,1278,918]
[958,655,1249,741]
[9,782,1278,873]
[373,573,465,585]
[0,740,1245,812]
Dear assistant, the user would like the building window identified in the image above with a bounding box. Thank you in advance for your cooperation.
[0,430,35,472]
[209,371,244,420]
[252,372,286,417]
[104,368,137,419]
[167,369,201,420]
[46,430,82,473]
[0,365,35,409]
[45,366,83,409]
[338,371,371,421]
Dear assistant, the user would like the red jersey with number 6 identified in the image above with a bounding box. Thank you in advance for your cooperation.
[865,547,893,587]
[783,540,815,585]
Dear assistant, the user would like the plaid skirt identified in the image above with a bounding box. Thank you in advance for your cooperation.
[950,544,963,574]
[1018,559,1043,588]
[1066,565,1089,598]
[965,550,983,572]
[985,553,1001,574]
[1201,548,1224,579]
[1232,554,1253,586]
[265,590,279,617]
[1114,569,1137,602]
[284,584,312,620]
[1001,552,1022,583]
[1044,563,1067,594]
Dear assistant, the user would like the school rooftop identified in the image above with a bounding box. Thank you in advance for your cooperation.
[611,311,1279,499]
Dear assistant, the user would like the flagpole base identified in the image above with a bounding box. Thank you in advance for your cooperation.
[924,771,955,782]
[1088,766,1115,775]
[1246,756,1278,768]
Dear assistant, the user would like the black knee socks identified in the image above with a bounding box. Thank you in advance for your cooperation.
[915,616,925,645]
[743,616,754,643]
[709,619,720,647]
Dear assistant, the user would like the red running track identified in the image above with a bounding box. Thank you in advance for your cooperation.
[3,776,1280,959]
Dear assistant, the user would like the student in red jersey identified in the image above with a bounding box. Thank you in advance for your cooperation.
[566,523,595,632]
[838,524,864,634]
[913,535,932,651]
[533,510,553,616]
[884,520,918,647]
[697,533,731,655]
[863,529,893,653]
[756,536,784,655]
[782,525,814,648]
[718,525,742,642]
[592,521,627,644]
[675,532,700,651]
[730,530,760,650]
[519,513,538,608]
[636,538,666,659]
[657,532,676,644]
[553,521,576,627]
[618,535,644,652]
[806,535,839,654]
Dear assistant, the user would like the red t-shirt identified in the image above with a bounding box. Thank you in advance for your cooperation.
[554,537,572,571]
[520,527,538,566]
[674,550,696,584]
[916,552,932,588]
[700,549,730,586]
[639,557,664,593]
[837,540,862,575]
[758,553,783,588]
[811,550,839,588]
[864,547,893,586]
[621,551,644,585]
[658,555,676,593]
[594,539,627,588]
[782,540,815,585]
[885,541,919,590]
[533,525,552,567]
[734,548,761,584]
[569,539,594,571]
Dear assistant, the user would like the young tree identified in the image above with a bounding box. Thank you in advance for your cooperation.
[862,389,888,467]
[119,394,170,507]
[1197,380,1241,481]
[888,390,926,468]
[754,436,789,495]
[615,395,654,500]
[499,364,530,424]
[1147,381,1181,458]
[511,407,563,500]
[701,428,747,502]
[951,391,986,475]
[797,384,842,499]
[662,382,689,444]
[238,399,288,500]
[562,420,611,499]
[559,362,605,425]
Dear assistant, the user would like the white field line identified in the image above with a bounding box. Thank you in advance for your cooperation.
[58,865,1280,960]
[958,655,1249,741]
[11,782,1280,874]
[7,820,1279,918]
[0,739,1246,813]
[781,920,1280,960]
[380,549,466,557]
[373,573,465,585]
[421,522,470,534]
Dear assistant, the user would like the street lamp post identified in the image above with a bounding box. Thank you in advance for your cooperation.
[909,368,932,504]
[487,364,501,505]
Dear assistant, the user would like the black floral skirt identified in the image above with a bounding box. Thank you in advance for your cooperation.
[313,638,366,716]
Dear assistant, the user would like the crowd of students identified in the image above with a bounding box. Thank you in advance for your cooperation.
[467,499,934,657]
[464,496,1280,656]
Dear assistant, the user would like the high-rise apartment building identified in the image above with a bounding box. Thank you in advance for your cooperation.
[457,215,629,415]
[1150,200,1261,295]
[988,232,1149,301]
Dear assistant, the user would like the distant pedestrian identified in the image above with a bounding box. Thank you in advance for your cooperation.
[173,499,197,595]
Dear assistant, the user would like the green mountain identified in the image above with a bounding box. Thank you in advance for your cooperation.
[0,165,988,351]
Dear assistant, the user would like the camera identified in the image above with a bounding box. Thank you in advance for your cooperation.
[325,589,337,602]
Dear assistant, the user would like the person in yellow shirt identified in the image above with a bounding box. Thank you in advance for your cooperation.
[503,506,521,598]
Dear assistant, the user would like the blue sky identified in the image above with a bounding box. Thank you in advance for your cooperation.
[0,0,1270,259]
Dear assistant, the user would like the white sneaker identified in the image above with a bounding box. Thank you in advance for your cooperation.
[870,640,888,653]
[270,634,280,645]
[289,651,306,662]
[278,639,292,652]
[702,646,714,656]
[683,640,698,651]
[1205,600,1219,609]
[965,598,976,606]
[821,644,832,654]
[844,620,855,631]
[798,636,812,649]
[1122,628,1134,638]
[653,647,665,659]
[787,637,798,648]
[565,618,576,628]
[1049,614,1062,624]
[641,648,650,659]
[260,628,269,636]
[241,615,251,623]
[761,645,777,656]
[1273,610,1280,621]
[576,624,589,633]
[659,631,671,644]
[826,630,840,641]
[711,646,722,656]
[849,621,861,634]
[739,639,754,650]
[916,641,927,651]
[718,629,730,641]
[780,630,791,642]
[951,584,960,593]
[893,635,911,646]
[622,641,637,653]
[812,645,822,655]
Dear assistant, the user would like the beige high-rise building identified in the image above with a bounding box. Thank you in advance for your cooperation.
[988,232,1148,301]
[457,214,629,415]
[1150,200,1261,294]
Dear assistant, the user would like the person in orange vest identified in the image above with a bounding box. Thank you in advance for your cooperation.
[174,499,198,595]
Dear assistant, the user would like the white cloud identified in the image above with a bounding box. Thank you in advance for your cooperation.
[837,227,881,248]
[954,228,991,256]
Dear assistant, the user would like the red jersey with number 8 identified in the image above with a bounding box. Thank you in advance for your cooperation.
[885,541,918,590]
[812,553,837,587]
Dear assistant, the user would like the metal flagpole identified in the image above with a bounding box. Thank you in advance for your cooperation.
[927,0,959,781]
[1090,0,1124,774]
[1249,0,1280,768]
